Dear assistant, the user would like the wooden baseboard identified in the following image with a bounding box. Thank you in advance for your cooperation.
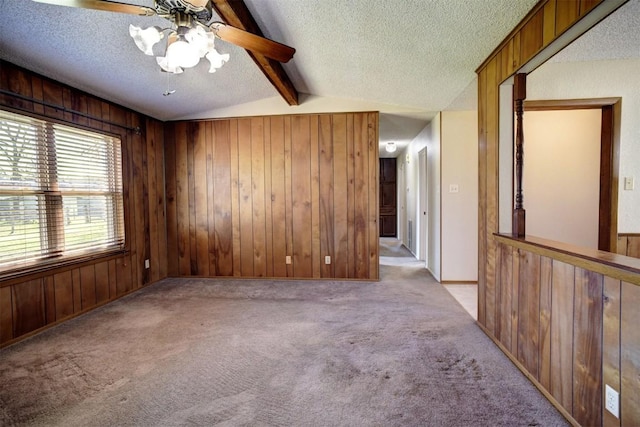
[441,280,478,285]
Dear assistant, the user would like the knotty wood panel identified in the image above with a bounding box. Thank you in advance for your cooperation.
[538,256,553,390]
[164,112,379,280]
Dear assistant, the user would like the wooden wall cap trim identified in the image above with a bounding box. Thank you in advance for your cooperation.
[0,249,130,288]
[524,97,621,110]
[494,233,640,286]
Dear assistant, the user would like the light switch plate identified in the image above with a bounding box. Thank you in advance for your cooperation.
[624,176,634,191]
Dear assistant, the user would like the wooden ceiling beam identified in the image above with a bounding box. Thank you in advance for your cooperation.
[211,0,299,106]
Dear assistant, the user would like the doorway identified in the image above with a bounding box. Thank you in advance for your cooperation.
[418,147,428,263]
[379,158,397,237]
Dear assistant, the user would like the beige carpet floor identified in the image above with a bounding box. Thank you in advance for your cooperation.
[0,239,568,426]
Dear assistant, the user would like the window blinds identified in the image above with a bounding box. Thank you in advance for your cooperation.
[0,109,124,270]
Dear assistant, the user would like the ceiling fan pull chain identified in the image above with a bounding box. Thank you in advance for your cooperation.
[163,72,176,96]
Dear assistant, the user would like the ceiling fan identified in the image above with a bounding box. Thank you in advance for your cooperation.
[32,0,296,74]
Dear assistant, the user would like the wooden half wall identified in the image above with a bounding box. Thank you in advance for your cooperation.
[0,61,168,347]
[164,113,379,280]
[477,0,640,425]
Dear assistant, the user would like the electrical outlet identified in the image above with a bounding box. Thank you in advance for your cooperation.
[325,256,331,265]
[144,259,150,269]
[605,384,619,418]
[449,184,459,193]
[285,256,292,265]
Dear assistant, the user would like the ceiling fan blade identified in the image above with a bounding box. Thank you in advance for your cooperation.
[32,0,156,16]
[211,23,295,63]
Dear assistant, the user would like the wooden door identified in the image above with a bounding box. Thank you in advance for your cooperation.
[379,158,397,237]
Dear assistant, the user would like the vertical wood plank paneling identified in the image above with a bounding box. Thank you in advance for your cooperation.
[212,121,234,276]
[291,115,313,277]
[538,256,553,390]
[497,243,513,350]
[0,286,13,344]
[161,112,378,281]
[53,270,73,320]
[543,0,557,45]
[620,281,640,426]
[79,265,96,309]
[284,116,294,277]
[251,117,267,277]
[147,119,160,282]
[130,113,147,286]
[44,276,55,324]
[517,250,540,379]
[94,261,110,304]
[367,113,379,280]
[186,123,198,275]
[346,114,356,278]
[333,114,348,278]
[229,119,241,276]
[319,115,335,278]
[579,0,601,16]
[237,119,254,276]
[108,260,117,299]
[154,121,168,280]
[175,122,190,276]
[164,123,178,276]
[555,0,580,35]
[71,268,82,312]
[310,115,321,278]
[626,236,640,258]
[520,8,544,61]
[193,122,210,276]
[270,116,287,277]
[550,260,575,411]
[603,277,621,427]
[263,119,274,277]
[115,256,132,296]
[573,268,603,426]
[12,279,45,337]
[485,56,499,336]
[511,246,520,355]
[477,67,487,327]
[353,113,369,278]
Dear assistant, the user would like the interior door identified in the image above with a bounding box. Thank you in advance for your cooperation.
[379,158,397,237]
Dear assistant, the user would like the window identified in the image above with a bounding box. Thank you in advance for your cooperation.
[0,109,124,271]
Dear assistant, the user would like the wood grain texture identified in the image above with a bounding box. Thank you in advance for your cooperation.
[538,256,553,390]
[620,281,640,425]
[550,260,575,411]
[163,112,379,280]
[572,268,603,426]
[603,277,621,427]
[11,279,45,337]
[517,250,540,378]
[0,286,12,344]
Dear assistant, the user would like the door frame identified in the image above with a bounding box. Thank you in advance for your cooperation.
[524,97,621,252]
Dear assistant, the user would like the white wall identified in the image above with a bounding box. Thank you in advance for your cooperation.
[527,58,640,233]
[441,111,478,281]
[399,113,441,280]
[399,111,478,282]
[524,109,602,249]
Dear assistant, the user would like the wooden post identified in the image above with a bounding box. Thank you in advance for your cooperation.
[513,73,526,237]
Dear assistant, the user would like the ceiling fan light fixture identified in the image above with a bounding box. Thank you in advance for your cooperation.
[129,24,163,56]
[206,49,230,73]
[165,33,200,69]
[385,142,397,153]
[156,56,183,74]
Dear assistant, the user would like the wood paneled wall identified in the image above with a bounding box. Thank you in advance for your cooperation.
[493,237,640,426]
[0,61,167,347]
[477,1,640,425]
[164,113,379,280]
[617,234,640,258]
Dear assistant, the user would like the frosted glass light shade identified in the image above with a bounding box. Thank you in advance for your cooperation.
[166,37,200,68]
[129,25,163,56]
[385,142,397,153]
[156,56,183,74]
[206,49,230,73]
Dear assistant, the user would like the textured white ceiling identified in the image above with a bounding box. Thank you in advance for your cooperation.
[0,0,538,155]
